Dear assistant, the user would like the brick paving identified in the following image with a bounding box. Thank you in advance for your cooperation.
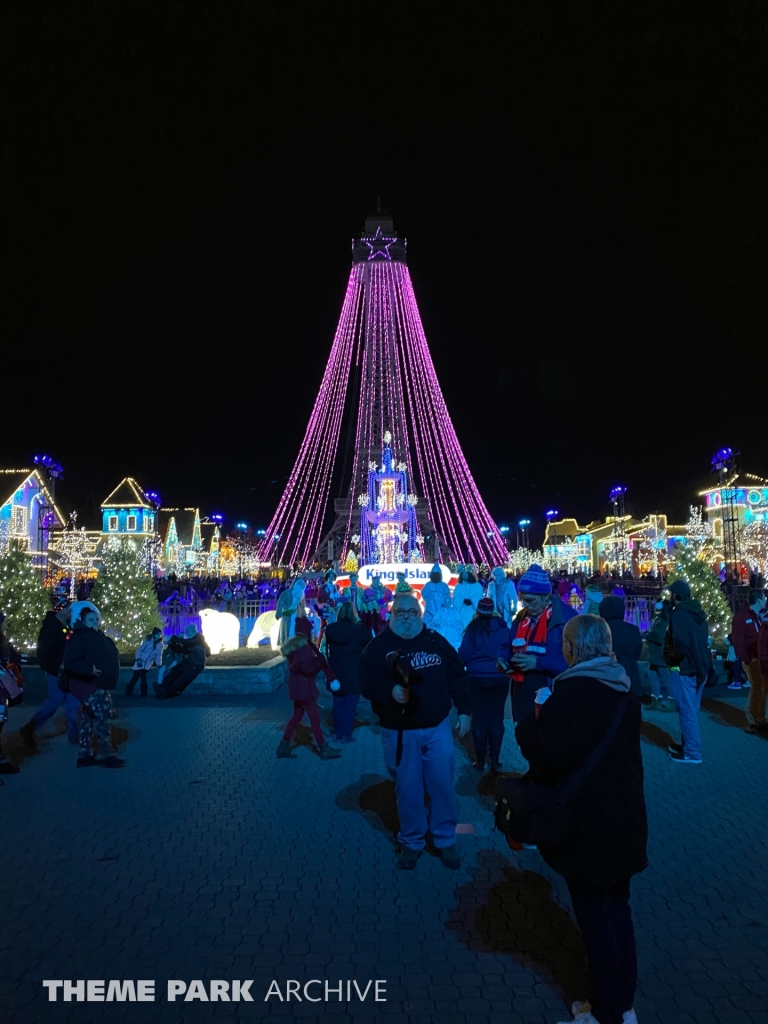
[1,684,767,1024]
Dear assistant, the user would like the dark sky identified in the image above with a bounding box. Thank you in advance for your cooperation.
[3,3,767,546]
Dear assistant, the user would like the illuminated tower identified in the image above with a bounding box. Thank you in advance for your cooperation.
[260,208,507,567]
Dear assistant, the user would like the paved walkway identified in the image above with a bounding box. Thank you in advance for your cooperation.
[1,685,767,1024]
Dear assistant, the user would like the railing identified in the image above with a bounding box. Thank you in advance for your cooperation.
[157,593,277,644]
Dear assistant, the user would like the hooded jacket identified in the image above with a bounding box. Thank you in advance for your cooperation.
[62,621,121,700]
[458,615,512,681]
[599,596,643,696]
[645,606,670,669]
[516,656,647,886]
[325,619,372,696]
[730,606,763,664]
[665,599,710,683]
[281,634,335,702]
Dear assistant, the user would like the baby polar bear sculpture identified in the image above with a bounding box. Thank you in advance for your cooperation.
[247,611,280,651]
[198,607,240,653]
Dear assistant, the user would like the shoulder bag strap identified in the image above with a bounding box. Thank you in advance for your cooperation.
[555,696,629,806]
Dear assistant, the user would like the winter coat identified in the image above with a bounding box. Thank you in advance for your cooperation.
[731,607,763,664]
[168,633,209,668]
[645,608,670,668]
[487,575,519,627]
[453,580,485,630]
[133,637,164,671]
[510,596,578,689]
[421,580,451,628]
[282,634,335,702]
[759,621,768,677]
[325,619,372,696]
[665,599,710,683]
[516,659,648,887]
[359,625,471,731]
[458,616,512,681]
[36,611,72,676]
[600,596,643,696]
[63,621,121,701]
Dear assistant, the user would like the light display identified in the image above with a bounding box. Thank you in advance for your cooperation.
[51,513,96,597]
[258,212,507,567]
[666,540,732,653]
[0,540,52,649]
[199,608,240,653]
[91,538,163,652]
[358,433,423,565]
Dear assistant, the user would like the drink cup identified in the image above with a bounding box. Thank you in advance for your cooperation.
[511,638,527,659]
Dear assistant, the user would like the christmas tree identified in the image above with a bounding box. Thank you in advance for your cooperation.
[91,539,163,653]
[0,541,52,650]
[667,541,732,653]
[343,549,358,574]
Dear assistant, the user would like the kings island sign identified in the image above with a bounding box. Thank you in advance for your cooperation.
[357,563,453,587]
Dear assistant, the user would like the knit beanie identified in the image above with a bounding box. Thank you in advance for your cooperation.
[431,563,441,575]
[477,597,495,616]
[517,564,552,595]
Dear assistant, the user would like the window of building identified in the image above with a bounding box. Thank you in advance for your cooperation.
[108,515,118,531]
[127,515,137,531]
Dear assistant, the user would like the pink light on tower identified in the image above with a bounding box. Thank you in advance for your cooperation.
[259,207,508,567]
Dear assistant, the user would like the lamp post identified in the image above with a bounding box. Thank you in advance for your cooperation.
[499,525,510,551]
[608,486,628,575]
[518,519,531,549]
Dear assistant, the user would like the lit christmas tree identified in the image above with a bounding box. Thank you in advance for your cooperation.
[0,541,52,650]
[91,539,163,653]
[343,549,358,574]
[667,540,732,653]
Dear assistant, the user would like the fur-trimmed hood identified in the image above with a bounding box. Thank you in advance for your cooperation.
[281,633,309,657]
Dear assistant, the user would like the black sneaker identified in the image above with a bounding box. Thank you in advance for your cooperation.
[102,756,126,769]
[439,845,461,869]
[396,846,420,870]
[76,755,101,768]
[0,760,20,774]
[667,741,683,754]
[18,721,37,748]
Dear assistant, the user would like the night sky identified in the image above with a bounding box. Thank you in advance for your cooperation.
[3,4,766,548]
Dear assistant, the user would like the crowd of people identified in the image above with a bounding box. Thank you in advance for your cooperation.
[2,562,768,1024]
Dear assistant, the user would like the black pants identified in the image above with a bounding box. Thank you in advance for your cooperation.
[567,877,637,1024]
[470,679,507,767]
[126,670,148,696]
[157,659,204,698]
[510,674,540,723]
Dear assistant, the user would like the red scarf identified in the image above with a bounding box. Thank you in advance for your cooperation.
[510,605,552,683]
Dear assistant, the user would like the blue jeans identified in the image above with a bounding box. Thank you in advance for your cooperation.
[332,693,359,739]
[650,664,674,698]
[672,673,704,759]
[32,674,80,735]
[382,716,457,851]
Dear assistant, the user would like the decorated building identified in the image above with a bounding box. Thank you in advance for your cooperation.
[544,513,689,575]
[101,478,157,543]
[700,472,768,537]
[0,467,66,566]
[357,432,424,565]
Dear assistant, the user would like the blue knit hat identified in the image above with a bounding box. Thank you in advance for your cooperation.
[518,564,552,595]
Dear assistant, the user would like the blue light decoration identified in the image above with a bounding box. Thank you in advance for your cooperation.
[518,519,531,528]
[145,489,162,506]
[545,509,559,520]
[357,431,422,565]
[33,454,63,479]
[499,526,510,535]
[236,522,248,531]
[608,486,627,503]
[210,514,224,523]
[256,529,267,537]
[711,447,739,472]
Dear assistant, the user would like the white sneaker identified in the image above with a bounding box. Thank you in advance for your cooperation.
[623,1010,639,1023]
[555,1003,596,1024]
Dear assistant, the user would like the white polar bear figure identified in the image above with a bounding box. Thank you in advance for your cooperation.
[199,607,240,653]
[248,610,278,649]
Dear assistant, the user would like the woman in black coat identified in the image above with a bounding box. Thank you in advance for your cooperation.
[516,614,647,1024]
[324,602,372,742]
[599,595,643,697]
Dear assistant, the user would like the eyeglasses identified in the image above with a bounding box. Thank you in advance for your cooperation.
[393,609,420,619]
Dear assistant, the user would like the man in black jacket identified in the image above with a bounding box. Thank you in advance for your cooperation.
[665,579,710,765]
[153,625,210,699]
[517,614,647,1024]
[19,599,80,748]
[359,593,471,870]
[600,595,643,697]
